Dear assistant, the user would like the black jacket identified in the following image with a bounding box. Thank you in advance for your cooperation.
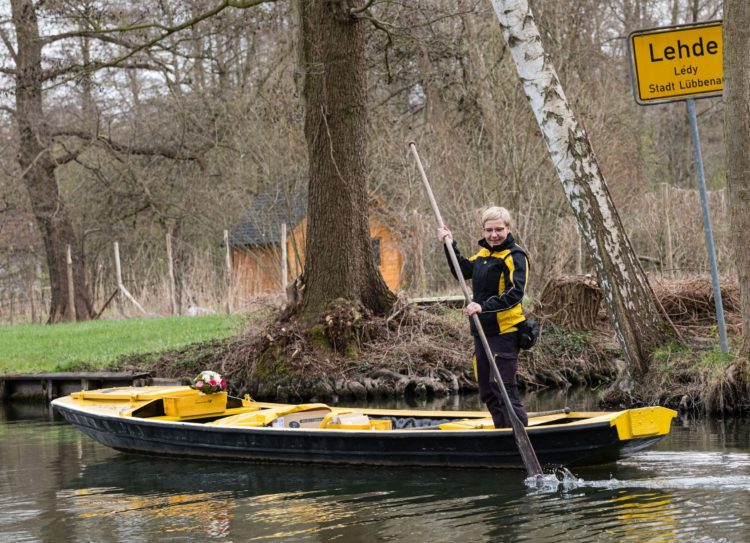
[445,233,528,336]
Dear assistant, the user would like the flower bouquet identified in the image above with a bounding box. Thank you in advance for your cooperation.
[190,370,227,395]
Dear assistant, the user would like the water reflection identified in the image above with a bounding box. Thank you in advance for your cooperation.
[2,397,750,542]
[60,486,234,540]
[518,489,680,543]
[0,400,57,422]
[62,455,533,542]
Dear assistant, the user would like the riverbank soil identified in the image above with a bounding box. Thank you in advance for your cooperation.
[539,276,750,414]
[110,277,749,415]
[624,278,750,414]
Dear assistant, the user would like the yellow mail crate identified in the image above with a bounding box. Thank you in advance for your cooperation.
[163,392,227,417]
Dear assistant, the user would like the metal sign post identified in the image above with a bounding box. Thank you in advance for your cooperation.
[629,21,728,353]
[686,98,729,352]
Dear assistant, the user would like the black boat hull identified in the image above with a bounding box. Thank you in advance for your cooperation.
[56,404,664,469]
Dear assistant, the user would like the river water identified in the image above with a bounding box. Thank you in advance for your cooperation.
[1,391,748,543]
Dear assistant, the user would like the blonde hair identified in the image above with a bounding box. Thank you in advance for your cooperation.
[481,206,512,229]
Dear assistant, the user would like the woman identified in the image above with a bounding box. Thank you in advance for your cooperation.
[437,206,529,428]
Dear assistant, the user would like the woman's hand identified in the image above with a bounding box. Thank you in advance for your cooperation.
[464,302,482,317]
[437,225,452,243]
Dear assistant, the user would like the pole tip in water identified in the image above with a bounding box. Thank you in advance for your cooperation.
[525,467,582,491]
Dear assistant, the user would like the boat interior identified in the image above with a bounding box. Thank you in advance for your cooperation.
[63,385,667,436]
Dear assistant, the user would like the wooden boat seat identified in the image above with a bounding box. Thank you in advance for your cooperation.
[73,386,199,402]
[438,418,495,430]
[208,403,333,428]
[209,405,393,431]
[438,412,572,430]
[320,411,392,431]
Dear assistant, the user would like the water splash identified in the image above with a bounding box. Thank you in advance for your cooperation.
[525,467,583,492]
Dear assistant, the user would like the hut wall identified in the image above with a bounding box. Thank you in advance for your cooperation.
[370,218,403,291]
[232,245,282,299]
[286,218,307,281]
[232,217,402,300]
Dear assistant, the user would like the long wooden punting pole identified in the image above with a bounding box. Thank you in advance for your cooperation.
[409,142,543,478]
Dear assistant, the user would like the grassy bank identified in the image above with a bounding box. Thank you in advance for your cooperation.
[0,315,246,373]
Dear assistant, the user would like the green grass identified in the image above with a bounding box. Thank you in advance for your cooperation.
[652,340,691,372]
[698,347,736,374]
[0,315,246,373]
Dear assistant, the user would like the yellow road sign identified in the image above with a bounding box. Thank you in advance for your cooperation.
[629,21,722,105]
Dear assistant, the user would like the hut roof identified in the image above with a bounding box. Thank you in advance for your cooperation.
[228,188,307,247]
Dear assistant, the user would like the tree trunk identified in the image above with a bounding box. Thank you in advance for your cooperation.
[724,0,750,354]
[297,0,395,320]
[11,0,93,322]
[489,0,679,379]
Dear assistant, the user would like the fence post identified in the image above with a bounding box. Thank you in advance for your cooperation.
[281,222,288,291]
[28,288,35,324]
[224,230,232,314]
[113,241,147,315]
[166,232,177,315]
[27,222,36,324]
[66,244,77,321]
[26,261,37,324]
[661,183,674,278]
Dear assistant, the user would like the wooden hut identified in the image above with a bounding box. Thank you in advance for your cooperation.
[228,189,403,301]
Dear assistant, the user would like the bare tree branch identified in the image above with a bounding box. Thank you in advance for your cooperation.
[349,0,376,16]
[51,129,208,162]
[39,0,276,87]
[46,0,276,57]
[53,145,83,167]
[44,0,276,44]
[43,61,161,82]
[0,26,17,62]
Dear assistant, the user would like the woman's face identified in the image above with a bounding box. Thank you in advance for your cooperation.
[483,218,509,247]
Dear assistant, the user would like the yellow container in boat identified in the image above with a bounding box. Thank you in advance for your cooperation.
[163,392,227,417]
[322,412,392,431]
[369,419,392,431]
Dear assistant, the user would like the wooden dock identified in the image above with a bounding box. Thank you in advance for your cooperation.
[0,372,179,401]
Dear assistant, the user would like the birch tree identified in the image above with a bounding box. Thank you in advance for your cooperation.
[724,0,750,354]
[488,0,680,383]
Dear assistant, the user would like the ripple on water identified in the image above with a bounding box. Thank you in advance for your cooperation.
[503,451,750,543]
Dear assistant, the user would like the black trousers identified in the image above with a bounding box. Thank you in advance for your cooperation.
[473,332,528,428]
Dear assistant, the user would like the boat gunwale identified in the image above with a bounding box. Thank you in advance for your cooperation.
[51,395,633,437]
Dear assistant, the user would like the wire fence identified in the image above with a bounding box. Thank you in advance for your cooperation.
[0,184,737,326]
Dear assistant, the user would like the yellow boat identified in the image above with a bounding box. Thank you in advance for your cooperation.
[52,386,676,469]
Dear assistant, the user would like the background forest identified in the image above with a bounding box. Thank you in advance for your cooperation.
[0,0,728,324]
